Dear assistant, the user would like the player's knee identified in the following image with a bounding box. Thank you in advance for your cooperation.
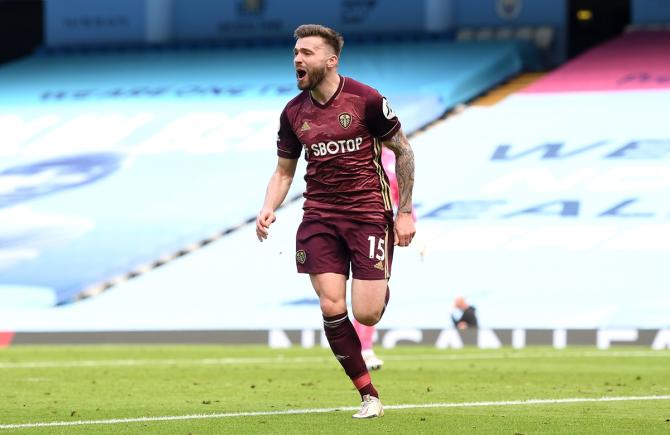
[320,298,346,316]
[353,308,382,326]
[357,316,379,327]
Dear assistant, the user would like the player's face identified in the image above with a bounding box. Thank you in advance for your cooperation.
[293,36,331,91]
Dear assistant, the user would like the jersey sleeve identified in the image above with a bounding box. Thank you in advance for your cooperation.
[365,90,401,141]
[276,107,302,159]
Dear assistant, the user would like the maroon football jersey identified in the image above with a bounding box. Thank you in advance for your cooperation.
[276,76,401,223]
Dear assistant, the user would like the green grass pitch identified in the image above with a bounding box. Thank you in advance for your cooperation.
[1,346,669,434]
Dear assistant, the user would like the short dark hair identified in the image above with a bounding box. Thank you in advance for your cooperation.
[294,24,344,56]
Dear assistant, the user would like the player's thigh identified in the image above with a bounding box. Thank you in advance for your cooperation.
[344,220,394,281]
[295,220,349,277]
[351,278,388,324]
[309,273,347,315]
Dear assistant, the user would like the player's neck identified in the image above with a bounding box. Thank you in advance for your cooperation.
[310,73,340,105]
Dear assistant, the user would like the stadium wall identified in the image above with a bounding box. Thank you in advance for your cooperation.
[632,0,670,24]
[453,0,567,65]
[44,0,171,47]
[43,0,564,66]
[172,0,453,42]
[44,0,454,48]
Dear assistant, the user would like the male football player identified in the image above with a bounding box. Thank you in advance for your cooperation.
[256,24,415,419]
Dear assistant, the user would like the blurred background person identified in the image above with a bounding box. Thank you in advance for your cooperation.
[451,296,478,330]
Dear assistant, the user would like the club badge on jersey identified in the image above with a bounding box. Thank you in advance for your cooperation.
[338,112,352,129]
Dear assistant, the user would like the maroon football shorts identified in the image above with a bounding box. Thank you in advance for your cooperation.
[295,218,394,280]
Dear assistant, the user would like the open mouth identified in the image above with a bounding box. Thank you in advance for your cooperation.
[296,68,307,79]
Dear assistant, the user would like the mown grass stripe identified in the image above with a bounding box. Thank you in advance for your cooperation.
[0,395,668,429]
[1,350,668,369]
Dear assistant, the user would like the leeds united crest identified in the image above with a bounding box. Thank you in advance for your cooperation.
[338,112,352,129]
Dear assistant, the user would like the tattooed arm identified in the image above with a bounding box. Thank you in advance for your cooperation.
[383,127,416,246]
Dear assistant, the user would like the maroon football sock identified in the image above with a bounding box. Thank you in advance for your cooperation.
[323,312,378,399]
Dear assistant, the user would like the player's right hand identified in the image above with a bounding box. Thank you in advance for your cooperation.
[256,208,276,242]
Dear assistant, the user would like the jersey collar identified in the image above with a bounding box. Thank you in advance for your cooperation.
[310,75,345,109]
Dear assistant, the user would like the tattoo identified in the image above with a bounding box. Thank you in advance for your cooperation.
[383,128,415,213]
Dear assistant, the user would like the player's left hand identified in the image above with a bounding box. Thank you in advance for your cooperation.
[394,212,416,247]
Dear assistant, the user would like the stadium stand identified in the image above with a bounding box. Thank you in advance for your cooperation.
[0,40,527,308]
[1,29,668,336]
[523,30,670,93]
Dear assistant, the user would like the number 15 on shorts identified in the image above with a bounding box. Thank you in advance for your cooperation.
[368,235,385,260]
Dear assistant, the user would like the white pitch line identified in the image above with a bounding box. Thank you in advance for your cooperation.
[0,395,668,430]
[0,350,668,369]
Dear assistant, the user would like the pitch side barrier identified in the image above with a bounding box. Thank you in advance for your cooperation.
[2,329,669,350]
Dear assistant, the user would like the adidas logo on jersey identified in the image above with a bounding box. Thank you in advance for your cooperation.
[300,121,310,131]
[374,261,385,271]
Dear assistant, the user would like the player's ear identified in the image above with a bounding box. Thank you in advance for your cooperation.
[327,54,338,68]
